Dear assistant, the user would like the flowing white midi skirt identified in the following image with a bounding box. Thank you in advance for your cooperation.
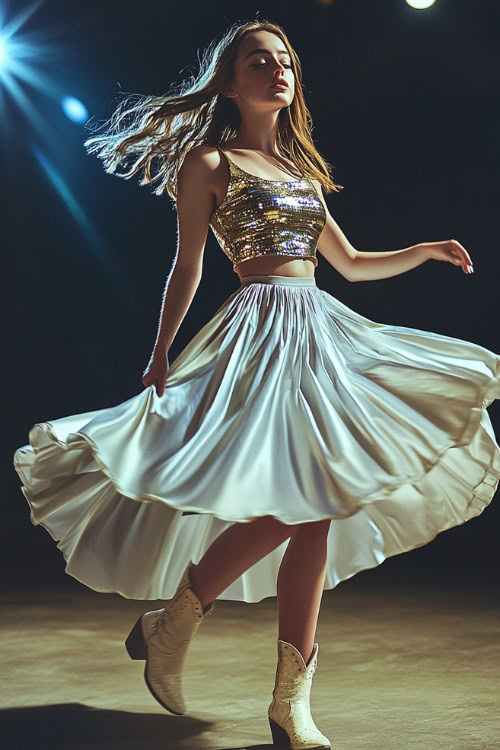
[13,274,500,602]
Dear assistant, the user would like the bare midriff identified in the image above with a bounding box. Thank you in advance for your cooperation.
[234,256,316,281]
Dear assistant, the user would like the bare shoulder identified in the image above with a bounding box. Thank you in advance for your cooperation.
[178,144,222,185]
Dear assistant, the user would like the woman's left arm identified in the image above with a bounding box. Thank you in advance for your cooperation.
[350,239,474,282]
[310,180,474,282]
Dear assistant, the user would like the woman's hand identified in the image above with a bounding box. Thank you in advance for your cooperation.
[142,349,170,398]
[423,239,474,274]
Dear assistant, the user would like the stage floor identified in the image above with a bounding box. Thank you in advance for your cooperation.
[1,557,499,749]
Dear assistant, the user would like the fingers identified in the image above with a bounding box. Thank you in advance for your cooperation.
[449,240,474,274]
[453,241,473,268]
[457,255,474,274]
[141,377,166,396]
[458,251,474,274]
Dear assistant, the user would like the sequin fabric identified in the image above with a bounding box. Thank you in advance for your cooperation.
[209,146,327,271]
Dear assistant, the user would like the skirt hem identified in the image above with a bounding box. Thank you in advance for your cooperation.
[16,359,499,529]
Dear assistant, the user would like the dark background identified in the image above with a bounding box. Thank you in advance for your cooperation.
[3,0,499,586]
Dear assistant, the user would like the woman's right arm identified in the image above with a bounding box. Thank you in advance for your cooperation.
[142,146,217,397]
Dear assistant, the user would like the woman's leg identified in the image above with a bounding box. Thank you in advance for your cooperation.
[277,519,331,665]
[189,515,294,610]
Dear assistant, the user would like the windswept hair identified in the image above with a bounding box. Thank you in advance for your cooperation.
[83,17,343,203]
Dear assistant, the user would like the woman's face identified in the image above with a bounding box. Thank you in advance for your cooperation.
[227,30,295,111]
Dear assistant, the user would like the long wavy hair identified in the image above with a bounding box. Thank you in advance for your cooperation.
[83,17,343,203]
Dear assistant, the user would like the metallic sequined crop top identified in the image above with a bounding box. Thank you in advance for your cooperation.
[209,146,326,272]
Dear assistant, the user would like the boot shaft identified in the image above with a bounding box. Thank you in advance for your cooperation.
[271,640,318,704]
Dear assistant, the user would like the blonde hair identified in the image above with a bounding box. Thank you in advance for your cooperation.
[83,17,343,203]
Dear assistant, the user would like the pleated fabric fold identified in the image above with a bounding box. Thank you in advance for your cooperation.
[13,274,500,602]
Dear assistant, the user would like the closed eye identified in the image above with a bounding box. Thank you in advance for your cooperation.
[252,62,292,69]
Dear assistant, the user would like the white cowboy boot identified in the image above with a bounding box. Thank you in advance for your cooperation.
[268,639,331,749]
[124,561,214,715]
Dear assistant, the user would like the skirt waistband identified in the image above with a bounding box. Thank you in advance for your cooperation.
[239,274,317,288]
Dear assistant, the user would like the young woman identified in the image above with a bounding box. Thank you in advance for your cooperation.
[13,18,499,750]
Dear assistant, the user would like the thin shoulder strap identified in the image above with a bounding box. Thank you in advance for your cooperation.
[215,145,238,173]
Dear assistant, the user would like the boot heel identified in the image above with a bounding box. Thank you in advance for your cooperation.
[268,716,291,747]
[124,615,147,660]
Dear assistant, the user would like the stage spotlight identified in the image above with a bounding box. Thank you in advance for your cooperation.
[62,95,88,124]
[0,1,90,125]
[406,0,437,9]
[0,35,10,67]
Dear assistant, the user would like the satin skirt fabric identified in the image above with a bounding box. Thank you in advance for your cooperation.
[13,274,500,602]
